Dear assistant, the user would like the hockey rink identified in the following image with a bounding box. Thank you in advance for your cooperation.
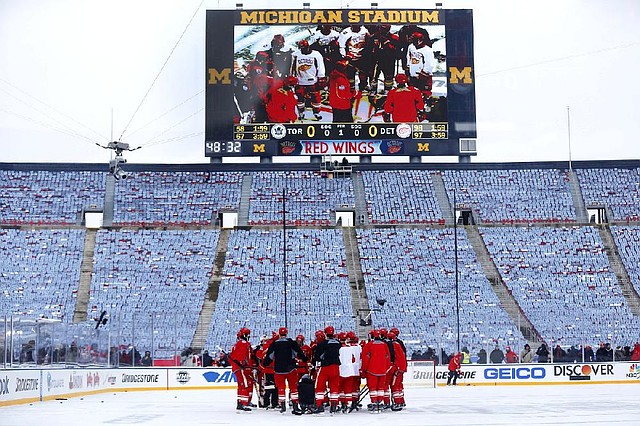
[3,384,639,425]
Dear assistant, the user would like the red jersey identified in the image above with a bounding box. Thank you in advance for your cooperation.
[391,340,407,372]
[329,70,353,110]
[229,339,253,372]
[266,85,298,123]
[384,85,424,122]
[448,353,461,372]
[361,339,391,376]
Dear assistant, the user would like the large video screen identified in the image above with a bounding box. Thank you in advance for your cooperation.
[205,9,475,157]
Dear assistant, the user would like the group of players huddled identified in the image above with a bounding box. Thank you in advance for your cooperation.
[229,325,407,415]
[235,23,440,124]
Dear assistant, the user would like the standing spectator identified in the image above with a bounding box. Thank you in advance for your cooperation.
[596,342,613,362]
[553,345,567,363]
[630,342,640,361]
[446,352,462,386]
[614,346,625,361]
[489,346,505,364]
[476,348,487,364]
[141,351,152,367]
[460,347,471,365]
[520,344,534,363]
[505,346,519,363]
[566,345,581,363]
[202,350,214,367]
[536,343,550,363]
[583,345,595,362]
[263,327,307,414]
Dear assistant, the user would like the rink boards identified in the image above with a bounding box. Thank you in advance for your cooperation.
[2,361,639,406]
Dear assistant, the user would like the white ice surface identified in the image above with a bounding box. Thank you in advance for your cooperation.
[3,384,640,425]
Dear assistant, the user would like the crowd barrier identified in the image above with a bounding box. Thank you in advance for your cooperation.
[2,361,639,407]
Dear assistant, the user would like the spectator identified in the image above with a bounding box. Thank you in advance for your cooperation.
[411,350,423,361]
[622,346,632,361]
[536,343,550,363]
[217,351,230,367]
[489,346,504,364]
[461,347,471,364]
[476,348,487,364]
[614,346,625,361]
[505,346,519,363]
[583,345,595,362]
[596,342,613,362]
[630,343,640,361]
[202,350,214,367]
[141,351,153,367]
[553,345,567,363]
[566,345,581,363]
[520,344,534,363]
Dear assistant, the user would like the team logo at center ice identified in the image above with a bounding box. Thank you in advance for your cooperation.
[271,124,286,139]
[396,123,411,139]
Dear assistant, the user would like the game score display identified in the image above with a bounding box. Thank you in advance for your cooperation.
[205,8,476,158]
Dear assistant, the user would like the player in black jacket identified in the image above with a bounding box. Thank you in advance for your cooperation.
[263,327,307,414]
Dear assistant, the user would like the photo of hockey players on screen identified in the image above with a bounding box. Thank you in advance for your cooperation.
[232,23,447,125]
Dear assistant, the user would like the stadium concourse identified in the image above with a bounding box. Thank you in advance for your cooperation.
[3,384,639,425]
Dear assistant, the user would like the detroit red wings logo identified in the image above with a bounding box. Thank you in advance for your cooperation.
[280,141,296,155]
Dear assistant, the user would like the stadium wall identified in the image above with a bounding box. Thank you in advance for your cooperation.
[2,362,639,407]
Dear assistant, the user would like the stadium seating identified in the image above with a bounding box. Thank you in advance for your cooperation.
[442,169,576,223]
[248,171,354,225]
[113,171,243,225]
[361,170,444,223]
[480,226,640,346]
[89,229,220,358]
[576,168,640,221]
[0,170,105,224]
[0,228,85,321]
[610,225,640,296]
[356,228,525,355]
[207,228,354,351]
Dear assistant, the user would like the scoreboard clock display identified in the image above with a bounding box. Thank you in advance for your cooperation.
[205,8,476,158]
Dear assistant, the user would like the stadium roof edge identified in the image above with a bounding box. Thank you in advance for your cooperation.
[1,159,640,173]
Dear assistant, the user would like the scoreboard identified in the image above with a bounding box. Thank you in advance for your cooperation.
[205,8,476,158]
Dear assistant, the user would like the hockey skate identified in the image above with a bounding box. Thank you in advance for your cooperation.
[236,402,251,412]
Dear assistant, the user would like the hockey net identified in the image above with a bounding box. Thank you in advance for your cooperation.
[406,360,437,388]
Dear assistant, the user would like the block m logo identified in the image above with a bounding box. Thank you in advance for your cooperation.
[449,67,473,84]
[253,144,266,153]
[208,68,232,84]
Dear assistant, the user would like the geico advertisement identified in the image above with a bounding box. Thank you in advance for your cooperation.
[0,370,41,404]
[168,368,237,389]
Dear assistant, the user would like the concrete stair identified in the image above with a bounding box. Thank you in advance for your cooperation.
[73,229,97,323]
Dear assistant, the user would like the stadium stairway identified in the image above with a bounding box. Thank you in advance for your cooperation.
[73,229,97,323]
[466,225,541,344]
[237,174,252,226]
[352,172,369,225]
[431,172,454,225]
[102,174,116,226]
[342,227,370,339]
[567,170,589,223]
[191,229,230,351]
[598,226,640,315]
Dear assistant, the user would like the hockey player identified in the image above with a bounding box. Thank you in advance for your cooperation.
[313,325,342,413]
[310,24,342,75]
[263,34,293,79]
[229,327,254,411]
[406,31,435,98]
[291,39,326,121]
[329,60,354,123]
[447,351,462,386]
[263,327,307,414]
[255,333,278,409]
[369,24,400,94]
[387,331,407,410]
[338,25,372,93]
[265,76,299,123]
[383,74,425,123]
[361,329,391,412]
[244,51,274,123]
[339,330,362,413]
[295,334,312,381]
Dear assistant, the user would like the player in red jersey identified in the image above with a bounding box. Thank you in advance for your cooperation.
[329,60,355,123]
[383,73,425,123]
[265,76,299,123]
[361,329,391,412]
[387,331,407,410]
[229,327,254,411]
[263,327,307,414]
[313,325,342,413]
[295,334,312,381]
